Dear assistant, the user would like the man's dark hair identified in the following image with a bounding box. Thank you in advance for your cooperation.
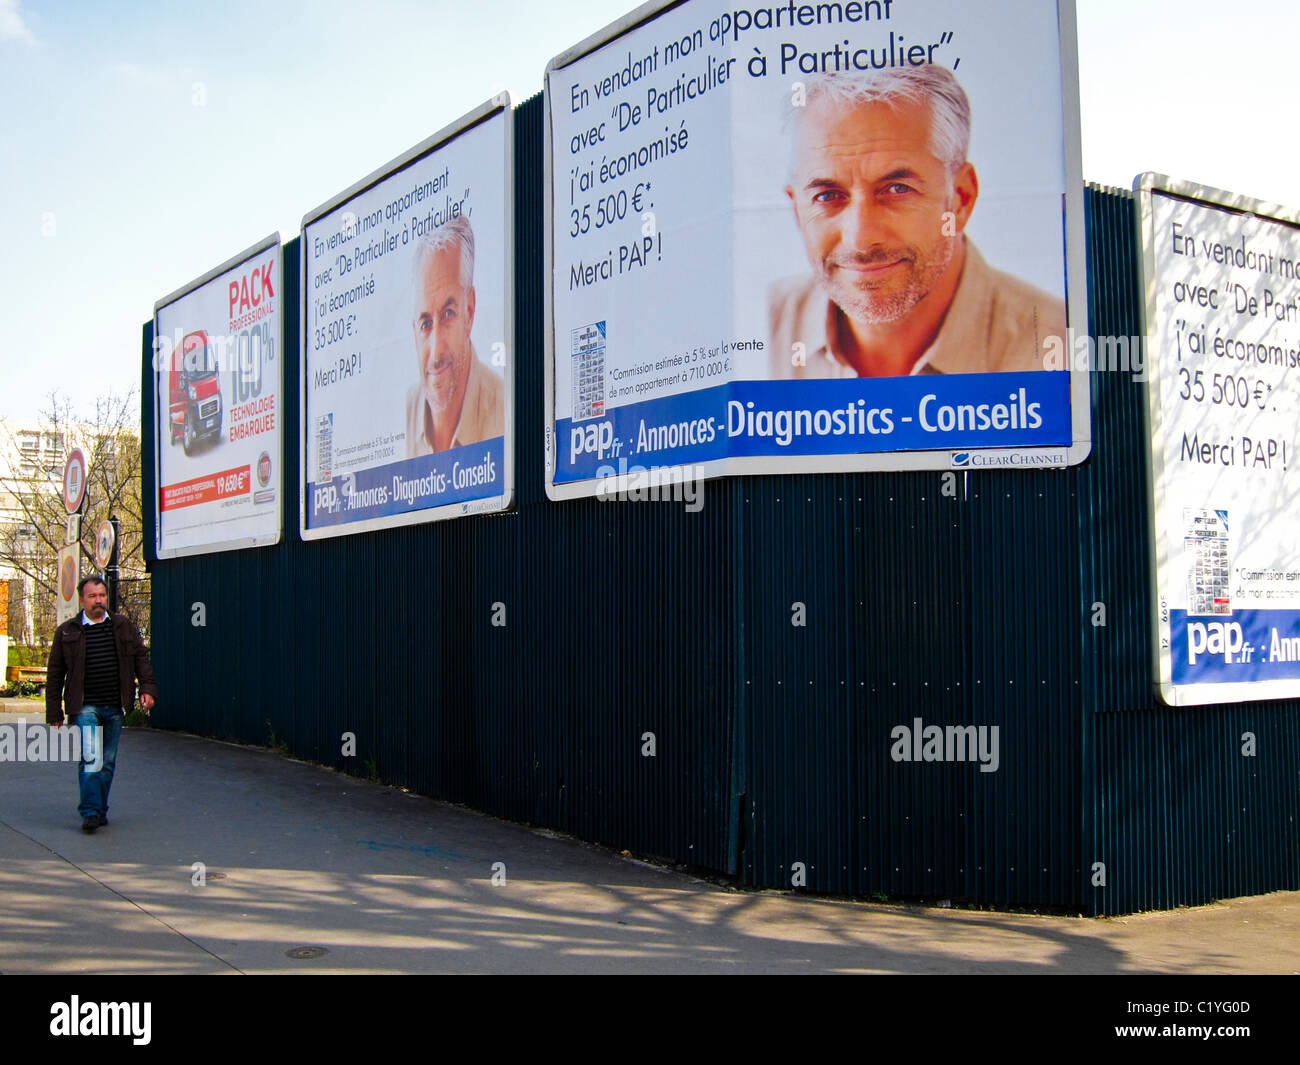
[78,575,107,596]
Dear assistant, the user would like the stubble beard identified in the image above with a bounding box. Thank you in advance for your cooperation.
[424,347,468,417]
[818,235,956,326]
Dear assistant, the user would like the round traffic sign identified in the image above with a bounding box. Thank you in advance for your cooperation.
[94,520,116,569]
[62,448,88,514]
[59,553,78,602]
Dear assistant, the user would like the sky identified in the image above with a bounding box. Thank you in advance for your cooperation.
[1,0,1296,420]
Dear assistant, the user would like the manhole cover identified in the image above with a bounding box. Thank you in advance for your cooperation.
[285,946,329,960]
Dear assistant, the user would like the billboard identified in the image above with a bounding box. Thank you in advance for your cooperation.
[153,235,284,558]
[544,0,1088,499]
[300,96,513,539]
[1138,174,1300,705]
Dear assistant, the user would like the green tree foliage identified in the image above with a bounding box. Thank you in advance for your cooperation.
[0,390,149,661]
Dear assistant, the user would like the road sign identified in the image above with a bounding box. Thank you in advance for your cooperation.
[93,520,115,569]
[56,545,79,624]
[62,448,88,514]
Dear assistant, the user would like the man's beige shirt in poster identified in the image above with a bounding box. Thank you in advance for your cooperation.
[405,345,505,456]
[768,241,1066,378]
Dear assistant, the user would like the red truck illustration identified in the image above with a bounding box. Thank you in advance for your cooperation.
[169,330,223,454]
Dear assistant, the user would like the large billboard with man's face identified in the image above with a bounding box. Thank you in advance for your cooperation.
[300,97,513,539]
[544,0,1089,500]
[153,235,283,558]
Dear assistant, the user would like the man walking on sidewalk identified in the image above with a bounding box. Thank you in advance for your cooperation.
[45,575,157,832]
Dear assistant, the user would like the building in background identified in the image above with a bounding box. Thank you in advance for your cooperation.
[0,420,68,652]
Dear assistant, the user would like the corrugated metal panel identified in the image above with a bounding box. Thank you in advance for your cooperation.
[144,102,1300,915]
[141,323,158,568]
[737,463,1083,907]
[1077,185,1300,915]
[1089,705,1300,914]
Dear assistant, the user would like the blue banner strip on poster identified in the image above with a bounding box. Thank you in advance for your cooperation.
[1170,609,1300,685]
[555,372,1071,481]
[307,437,505,528]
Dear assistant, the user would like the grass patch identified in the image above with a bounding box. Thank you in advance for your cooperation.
[266,720,290,756]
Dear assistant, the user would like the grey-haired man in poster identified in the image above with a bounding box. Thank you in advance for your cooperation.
[405,215,504,455]
[769,66,1066,378]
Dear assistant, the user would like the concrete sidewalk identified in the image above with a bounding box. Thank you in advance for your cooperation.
[1,709,1297,974]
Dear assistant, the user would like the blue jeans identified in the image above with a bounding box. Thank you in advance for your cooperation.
[76,706,124,819]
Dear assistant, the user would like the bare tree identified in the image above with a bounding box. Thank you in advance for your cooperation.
[0,390,149,662]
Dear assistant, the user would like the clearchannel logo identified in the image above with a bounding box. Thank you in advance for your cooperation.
[950,449,1068,469]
